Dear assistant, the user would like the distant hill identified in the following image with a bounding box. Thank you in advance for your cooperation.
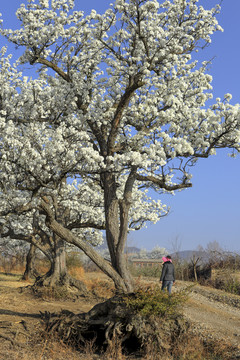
[97,242,209,263]
[124,247,141,254]
[97,241,141,254]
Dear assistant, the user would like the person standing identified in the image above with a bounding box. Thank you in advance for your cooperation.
[160,255,175,294]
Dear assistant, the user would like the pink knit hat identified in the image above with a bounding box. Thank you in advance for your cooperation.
[162,256,172,263]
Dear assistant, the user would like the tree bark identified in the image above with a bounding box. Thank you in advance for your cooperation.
[35,237,68,287]
[40,197,130,292]
[22,243,39,280]
[39,168,137,293]
[103,172,119,270]
[102,170,136,293]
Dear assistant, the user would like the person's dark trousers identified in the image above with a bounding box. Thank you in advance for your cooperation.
[161,280,173,294]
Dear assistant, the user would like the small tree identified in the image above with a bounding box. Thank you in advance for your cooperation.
[0,0,240,294]
[148,246,166,259]
[205,240,225,265]
[190,253,201,282]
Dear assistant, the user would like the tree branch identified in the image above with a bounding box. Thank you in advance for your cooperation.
[39,197,129,292]
[34,57,71,82]
[135,173,192,191]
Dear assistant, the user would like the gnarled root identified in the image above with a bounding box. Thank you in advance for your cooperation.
[42,294,190,355]
[28,273,89,300]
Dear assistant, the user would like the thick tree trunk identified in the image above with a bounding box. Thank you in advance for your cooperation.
[116,199,134,290]
[33,237,88,294]
[103,173,120,269]
[103,171,135,293]
[40,197,133,294]
[46,216,129,292]
[22,244,39,280]
[35,238,68,287]
[105,203,133,292]
[49,238,67,286]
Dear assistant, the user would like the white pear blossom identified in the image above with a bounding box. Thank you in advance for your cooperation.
[0,0,239,292]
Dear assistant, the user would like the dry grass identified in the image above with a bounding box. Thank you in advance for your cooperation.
[104,335,128,360]
[0,265,25,275]
[0,264,25,274]
[84,277,115,298]
[1,329,236,360]
[68,265,85,279]
[1,335,93,360]
[0,269,239,360]
[171,335,208,360]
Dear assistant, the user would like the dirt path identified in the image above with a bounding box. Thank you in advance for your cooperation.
[139,278,240,355]
[181,283,240,351]
[1,276,240,359]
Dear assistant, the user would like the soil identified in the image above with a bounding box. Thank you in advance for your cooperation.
[1,274,240,359]
[182,283,240,348]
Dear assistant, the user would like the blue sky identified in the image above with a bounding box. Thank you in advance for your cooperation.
[1,0,239,253]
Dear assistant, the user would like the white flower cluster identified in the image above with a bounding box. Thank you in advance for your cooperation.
[0,0,239,254]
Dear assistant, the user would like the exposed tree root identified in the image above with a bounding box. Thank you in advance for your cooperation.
[42,294,190,355]
[30,273,89,299]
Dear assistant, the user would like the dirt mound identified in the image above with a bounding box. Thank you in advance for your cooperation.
[1,274,240,359]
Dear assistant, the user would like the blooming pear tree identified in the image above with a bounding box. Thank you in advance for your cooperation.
[0,0,240,293]
[0,51,167,291]
[0,50,167,289]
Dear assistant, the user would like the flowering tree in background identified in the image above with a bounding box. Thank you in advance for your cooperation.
[148,246,167,259]
[0,0,240,293]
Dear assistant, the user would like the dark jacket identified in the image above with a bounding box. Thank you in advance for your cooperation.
[160,261,175,282]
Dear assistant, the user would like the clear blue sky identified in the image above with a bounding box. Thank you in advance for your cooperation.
[1,0,239,253]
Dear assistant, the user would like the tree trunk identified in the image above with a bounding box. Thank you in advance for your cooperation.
[50,237,67,285]
[40,197,133,293]
[32,237,88,294]
[40,169,137,294]
[22,243,39,280]
[191,255,200,282]
[103,172,120,270]
[36,237,68,286]
[104,198,133,292]
[116,199,134,290]
[103,170,136,293]
[193,264,198,282]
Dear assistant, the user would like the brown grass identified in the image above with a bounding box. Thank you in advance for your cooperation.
[0,265,26,274]
[1,335,91,360]
[68,265,85,279]
[0,268,239,360]
[2,329,235,360]
[84,277,115,298]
